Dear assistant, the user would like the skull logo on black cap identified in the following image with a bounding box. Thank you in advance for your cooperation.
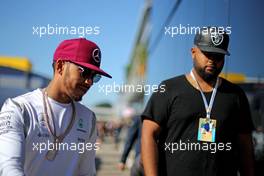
[210,29,224,46]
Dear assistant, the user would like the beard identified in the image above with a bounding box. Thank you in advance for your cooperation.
[64,88,84,102]
[72,94,83,102]
[67,86,85,102]
[63,66,86,102]
[194,63,223,82]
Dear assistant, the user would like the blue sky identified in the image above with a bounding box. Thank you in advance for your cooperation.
[1,0,263,107]
[0,0,144,106]
[146,0,264,88]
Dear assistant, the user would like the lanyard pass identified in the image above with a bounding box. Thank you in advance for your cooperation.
[190,70,219,142]
[190,70,219,119]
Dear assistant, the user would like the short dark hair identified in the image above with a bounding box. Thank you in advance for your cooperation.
[52,61,56,73]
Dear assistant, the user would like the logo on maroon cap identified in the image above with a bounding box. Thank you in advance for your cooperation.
[92,48,101,63]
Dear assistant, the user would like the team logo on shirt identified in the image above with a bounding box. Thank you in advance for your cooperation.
[0,112,13,135]
[78,118,84,128]
[37,113,50,138]
[77,118,87,133]
[38,114,46,127]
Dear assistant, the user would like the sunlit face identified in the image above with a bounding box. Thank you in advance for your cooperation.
[192,47,225,82]
[62,62,95,101]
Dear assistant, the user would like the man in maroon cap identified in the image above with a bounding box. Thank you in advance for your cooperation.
[0,38,111,176]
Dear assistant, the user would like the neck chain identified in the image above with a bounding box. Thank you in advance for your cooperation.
[42,88,76,161]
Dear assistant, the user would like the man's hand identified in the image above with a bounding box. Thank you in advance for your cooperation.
[238,133,255,176]
[117,162,126,171]
[141,119,160,176]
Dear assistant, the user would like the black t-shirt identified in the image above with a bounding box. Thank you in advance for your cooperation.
[142,75,254,176]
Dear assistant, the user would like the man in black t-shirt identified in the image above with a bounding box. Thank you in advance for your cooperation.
[141,27,255,176]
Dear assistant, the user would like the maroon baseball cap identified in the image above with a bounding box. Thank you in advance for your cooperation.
[53,38,112,78]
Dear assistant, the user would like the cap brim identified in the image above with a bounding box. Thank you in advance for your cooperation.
[73,61,112,78]
[198,46,230,56]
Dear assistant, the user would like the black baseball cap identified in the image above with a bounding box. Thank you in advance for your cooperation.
[194,27,230,56]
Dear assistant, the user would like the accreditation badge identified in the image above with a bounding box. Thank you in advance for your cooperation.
[197,118,216,142]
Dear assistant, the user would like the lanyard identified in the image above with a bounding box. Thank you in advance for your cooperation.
[190,70,219,119]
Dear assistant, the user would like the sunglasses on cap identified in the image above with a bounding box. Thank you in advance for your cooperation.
[77,65,101,83]
[59,61,102,83]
